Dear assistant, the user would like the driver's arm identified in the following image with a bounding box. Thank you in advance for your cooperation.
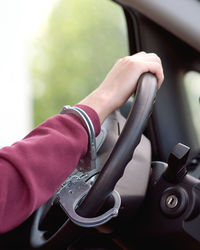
[80,51,164,123]
[0,52,164,233]
[0,105,100,233]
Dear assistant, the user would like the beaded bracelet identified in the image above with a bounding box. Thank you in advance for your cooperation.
[60,105,97,172]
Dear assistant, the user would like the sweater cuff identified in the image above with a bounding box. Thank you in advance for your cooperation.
[75,104,101,137]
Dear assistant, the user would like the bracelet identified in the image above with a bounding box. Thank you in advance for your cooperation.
[60,105,97,172]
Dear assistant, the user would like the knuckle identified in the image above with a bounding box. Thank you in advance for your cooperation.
[118,56,129,63]
[150,53,161,62]
[157,56,162,63]
[155,55,162,64]
[117,58,122,63]
[124,56,131,61]
[150,52,157,56]
[138,51,146,54]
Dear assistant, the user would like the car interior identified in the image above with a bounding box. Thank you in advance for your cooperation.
[0,0,200,249]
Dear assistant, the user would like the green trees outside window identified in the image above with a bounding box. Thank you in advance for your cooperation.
[31,0,128,126]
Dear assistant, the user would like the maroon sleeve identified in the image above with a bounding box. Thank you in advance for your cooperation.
[0,105,100,233]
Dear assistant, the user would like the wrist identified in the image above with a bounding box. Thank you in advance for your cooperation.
[79,88,113,124]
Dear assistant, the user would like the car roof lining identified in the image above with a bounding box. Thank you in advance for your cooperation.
[116,0,200,53]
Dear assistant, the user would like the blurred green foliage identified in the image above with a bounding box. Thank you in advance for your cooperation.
[184,71,200,146]
[31,0,128,126]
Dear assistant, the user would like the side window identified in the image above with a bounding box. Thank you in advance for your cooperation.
[183,71,200,146]
[31,0,128,126]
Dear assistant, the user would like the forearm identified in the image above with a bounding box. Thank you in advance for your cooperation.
[79,52,164,124]
[0,105,100,233]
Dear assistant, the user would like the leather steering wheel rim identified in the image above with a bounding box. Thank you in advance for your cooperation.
[30,72,158,249]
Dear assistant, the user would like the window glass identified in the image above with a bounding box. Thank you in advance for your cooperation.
[183,71,200,146]
[30,0,128,126]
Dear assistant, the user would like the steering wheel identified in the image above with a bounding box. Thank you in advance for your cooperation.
[30,72,158,249]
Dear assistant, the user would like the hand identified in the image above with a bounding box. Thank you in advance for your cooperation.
[79,51,164,123]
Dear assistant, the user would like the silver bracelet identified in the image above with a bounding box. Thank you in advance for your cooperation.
[60,105,97,172]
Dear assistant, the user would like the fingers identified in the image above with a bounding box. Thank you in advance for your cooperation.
[128,51,164,88]
[144,61,164,88]
[140,52,164,87]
